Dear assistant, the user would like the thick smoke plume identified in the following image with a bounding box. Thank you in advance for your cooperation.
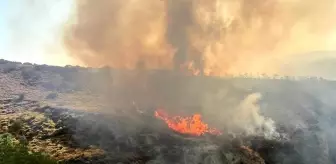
[64,0,336,75]
[63,0,174,69]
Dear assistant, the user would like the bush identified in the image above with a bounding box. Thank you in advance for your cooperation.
[1,63,18,73]
[0,133,59,164]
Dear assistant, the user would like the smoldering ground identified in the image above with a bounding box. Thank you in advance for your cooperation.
[64,69,336,163]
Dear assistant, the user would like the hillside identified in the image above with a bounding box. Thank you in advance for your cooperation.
[1,59,336,164]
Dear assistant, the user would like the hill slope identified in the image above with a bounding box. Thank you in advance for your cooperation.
[1,59,336,163]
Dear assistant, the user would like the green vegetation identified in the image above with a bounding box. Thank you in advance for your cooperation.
[0,133,59,164]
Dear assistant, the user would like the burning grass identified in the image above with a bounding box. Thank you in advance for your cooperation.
[155,109,222,136]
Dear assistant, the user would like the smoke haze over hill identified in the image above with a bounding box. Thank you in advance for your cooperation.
[63,0,336,76]
[0,0,335,78]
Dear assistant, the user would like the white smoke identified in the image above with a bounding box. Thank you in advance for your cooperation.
[231,93,279,139]
[203,92,279,139]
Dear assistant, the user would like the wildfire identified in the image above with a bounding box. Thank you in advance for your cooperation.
[155,109,222,136]
[181,61,201,76]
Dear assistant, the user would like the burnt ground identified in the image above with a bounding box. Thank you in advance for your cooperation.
[0,95,268,164]
[0,59,336,164]
[0,95,270,164]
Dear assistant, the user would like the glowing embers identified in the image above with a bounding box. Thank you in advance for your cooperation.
[155,109,222,136]
[180,61,201,76]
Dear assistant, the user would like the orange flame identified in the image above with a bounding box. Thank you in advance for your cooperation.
[179,61,201,76]
[155,109,222,136]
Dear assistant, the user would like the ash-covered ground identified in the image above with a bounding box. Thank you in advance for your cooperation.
[1,59,336,164]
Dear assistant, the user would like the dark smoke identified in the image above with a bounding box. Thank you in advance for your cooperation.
[166,0,195,70]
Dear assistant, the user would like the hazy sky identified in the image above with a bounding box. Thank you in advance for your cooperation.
[0,0,335,78]
[0,0,73,65]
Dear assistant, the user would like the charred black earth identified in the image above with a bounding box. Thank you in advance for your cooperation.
[0,59,335,164]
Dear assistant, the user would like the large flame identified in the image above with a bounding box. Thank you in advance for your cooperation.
[155,109,221,136]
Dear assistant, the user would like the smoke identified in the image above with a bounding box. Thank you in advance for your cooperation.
[230,93,279,138]
[64,0,336,75]
[196,0,336,75]
[202,91,279,139]
[63,0,174,69]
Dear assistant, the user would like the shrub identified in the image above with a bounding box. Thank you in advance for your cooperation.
[0,133,59,164]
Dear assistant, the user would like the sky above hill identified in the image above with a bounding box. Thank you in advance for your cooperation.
[0,0,73,65]
[0,0,335,79]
